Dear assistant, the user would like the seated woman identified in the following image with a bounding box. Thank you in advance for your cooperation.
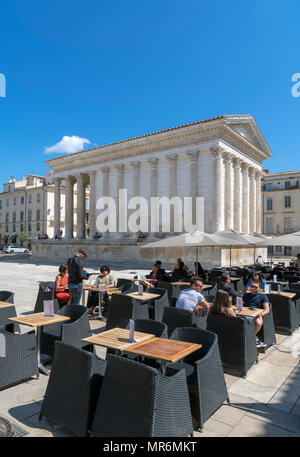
[171,261,189,282]
[54,264,71,306]
[207,290,236,318]
[243,271,266,292]
[87,265,115,316]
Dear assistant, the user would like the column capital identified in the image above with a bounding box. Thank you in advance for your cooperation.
[74,172,84,181]
[54,176,62,183]
[211,146,225,159]
[255,169,264,179]
[100,167,109,175]
[186,151,199,162]
[232,157,242,169]
[89,170,97,177]
[147,158,159,169]
[249,166,256,178]
[115,164,125,175]
[241,162,249,174]
[166,154,177,166]
[223,152,233,165]
[131,161,141,171]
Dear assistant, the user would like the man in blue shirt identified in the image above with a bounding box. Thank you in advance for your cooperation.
[243,280,270,348]
[176,277,210,315]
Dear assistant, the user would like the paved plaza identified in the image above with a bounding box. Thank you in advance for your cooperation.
[0,255,300,437]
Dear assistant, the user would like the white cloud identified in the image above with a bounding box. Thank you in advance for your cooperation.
[44,135,91,154]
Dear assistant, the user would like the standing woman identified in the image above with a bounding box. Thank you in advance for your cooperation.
[54,264,71,306]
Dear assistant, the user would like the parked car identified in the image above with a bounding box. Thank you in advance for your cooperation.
[2,245,30,254]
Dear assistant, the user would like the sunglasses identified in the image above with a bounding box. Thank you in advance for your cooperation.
[250,285,259,289]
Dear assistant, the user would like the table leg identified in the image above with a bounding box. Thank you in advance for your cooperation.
[98,292,104,319]
[82,288,86,306]
[161,361,167,375]
[36,327,49,377]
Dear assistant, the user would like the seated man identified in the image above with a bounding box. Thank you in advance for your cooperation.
[242,280,270,348]
[171,261,189,282]
[176,277,211,315]
[218,273,239,303]
[172,258,189,272]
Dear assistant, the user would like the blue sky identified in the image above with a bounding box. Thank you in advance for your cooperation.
[1,0,300,184]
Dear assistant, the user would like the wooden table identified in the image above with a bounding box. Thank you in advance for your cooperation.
[9,312,70,377]
[269,291,296,300]
[267,281,289,286]
[125,291,161,301]
[0,301,15,309]
[82,285,119,319]
[82,327,155,352]
[233,306,262,318]
[125,337,202,374]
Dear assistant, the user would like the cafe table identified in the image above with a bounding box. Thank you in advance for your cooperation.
[125,291,161,301]
[82,284,119,319]
[9,312,70,377]
[267,280,289,286]
[232,306,262,318]
[125,337,202,375]
[0,301,15,309]
[268,290,296,300]
[82,327,155,353]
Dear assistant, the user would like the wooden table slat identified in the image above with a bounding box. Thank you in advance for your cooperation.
[9,312,70,327]
[232,306,262,317]
[0,301,15,308]
[82,327,155,350]
[125,292,161,301]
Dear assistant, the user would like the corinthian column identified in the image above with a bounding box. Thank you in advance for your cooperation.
[75,173,86,239]
[249,167,256,233]
[241,163,249,233]
[89,170,96,239]
[167,155,177,233]
[211,148,223,231]
[255,170,262,233]
[131,161,141,196]
[64,176,74,239]
[233,159,241,232]
[116,164,125,237]
[224,153,233,231]
[101,167,110,238]
[54,177,61,237]
[187,151,199,197]
[147,159,158,236]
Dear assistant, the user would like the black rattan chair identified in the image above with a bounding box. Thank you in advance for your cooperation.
[39,342,106,436]
[33,282,58,313]
[207,313,258,377]
[0,291,18,332]
[105,294,149,331]
[266,294,298,334]
[126,319,168,338]
[162,307,194,337]
[157,281,174,305]
[40,304,91,357]
[89,354,193,437]
[0,327,38,390]
[256,302,276,349]
[170,327,229,430]
[146,287,169,321]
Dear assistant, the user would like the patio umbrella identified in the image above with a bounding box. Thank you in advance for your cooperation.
[249,232,273,264]
[258,231,300,247]
[213,230,261,270]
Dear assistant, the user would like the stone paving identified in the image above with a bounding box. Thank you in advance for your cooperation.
[0,255,299,437]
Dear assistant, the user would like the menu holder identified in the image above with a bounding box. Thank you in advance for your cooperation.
[43,300,54,317]
[236,296,243,312]
[138,284,144,296]
[278,285,281,295]
[265,284,271,294]
[273,275,277,283]
[129,319,137,343]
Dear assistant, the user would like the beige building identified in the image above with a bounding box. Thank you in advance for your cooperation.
[262,170,300,256]
[32,114,271,266]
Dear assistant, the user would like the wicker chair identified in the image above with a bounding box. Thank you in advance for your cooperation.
[162,307,194,337]
[256,302,276,349]
[0,327,38,390]
[40,304,91,357]
[207,313,258,377]
[0,291,18,332]
[170,327,229,430]
[156,281,174,305]
[33,282,58,313]
[39,342,106,436]
[126,319,168,338]
[89,354,193,437]
[146,287,169,321]
[266,294,298,334]
[105,294,149,331]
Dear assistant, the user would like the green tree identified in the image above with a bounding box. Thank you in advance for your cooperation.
[18,232,29,247]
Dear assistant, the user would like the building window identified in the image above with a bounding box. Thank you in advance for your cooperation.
[37,193,41,203]
[21,196,24,204]
[0,200,2,210]
[284,217,292,233]
[28,194,32,204]
[36,222,40,231]
[6,225,8,232]
[284,196,291,208]
[28,223,32,232]
[20,211,24,222]
[13,197,17,206]
[266,218,273,234]
[266,198,273,211]
[28,210,32,222]
[13,224,16,232]
[6,199,9,207]
[5,213,9,223]
[275,246,282,252]
[13,212,16,223]
[285,181,291,189]
[266,183,273,191]
[36,209,40,221]
[20,224,24,232]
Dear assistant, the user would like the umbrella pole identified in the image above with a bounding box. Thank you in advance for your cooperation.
[230,245,232,273]
[254,246,256,264]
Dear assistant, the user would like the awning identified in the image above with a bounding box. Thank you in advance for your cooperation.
[2,235,9,243]
[9,234,17,243]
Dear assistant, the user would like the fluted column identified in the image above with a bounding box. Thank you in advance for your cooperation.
[224,153,232,231]
[211,148,223,231]
[64,176,74,239]
[147,159,158,236]
[187,151,199,197]
[101,167,110,238]
[116,165,125,236]
[54,177,61,237]
[241,163,249,233]
[132,161,141,196]
[233,159,241,232]
[89,170,96,239]
[167,155,177,233]
[75,173,85,239]
[255,170,262,233]
[249,167,256,233]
